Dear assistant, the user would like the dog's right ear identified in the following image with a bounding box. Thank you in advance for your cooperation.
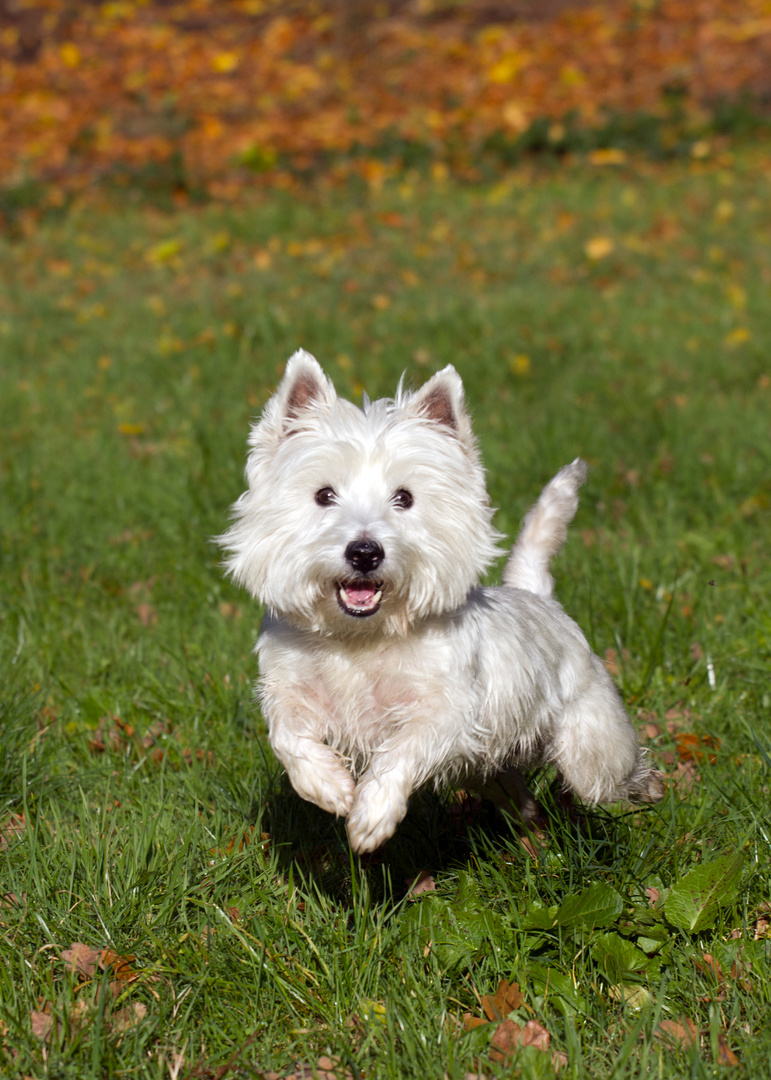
[266,350,337,436]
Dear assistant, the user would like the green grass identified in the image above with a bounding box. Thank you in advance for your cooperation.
[1,147,771,1079]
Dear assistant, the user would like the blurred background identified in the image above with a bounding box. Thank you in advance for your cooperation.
[2,0,771,221]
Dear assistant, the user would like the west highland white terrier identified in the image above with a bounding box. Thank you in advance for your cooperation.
[220,351,665,853]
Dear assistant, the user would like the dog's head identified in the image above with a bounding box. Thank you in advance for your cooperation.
[220,351,501,636]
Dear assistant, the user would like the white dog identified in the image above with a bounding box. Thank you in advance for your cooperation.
[220,351,664,853]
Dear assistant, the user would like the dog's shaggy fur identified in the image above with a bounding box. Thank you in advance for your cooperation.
[220,352,664,852]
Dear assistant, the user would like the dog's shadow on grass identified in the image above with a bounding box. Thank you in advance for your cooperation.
[260,775,637,907]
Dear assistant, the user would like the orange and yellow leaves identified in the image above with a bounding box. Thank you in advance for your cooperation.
[1,0,771,203]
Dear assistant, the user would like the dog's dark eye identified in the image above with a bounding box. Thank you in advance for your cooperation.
[392,488,414,510]
[315,487,337,507]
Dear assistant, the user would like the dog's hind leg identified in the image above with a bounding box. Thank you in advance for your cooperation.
[550,661,665,806]
[503,459,587,597]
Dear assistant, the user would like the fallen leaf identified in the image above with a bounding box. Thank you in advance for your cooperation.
[670,760,701,793]
[656,1017,698,1050]
[112,1001,148,1032]
[30,1010,53,1041]
[406,870,436,898]
[519,1019,551,1051]
[0,813,26,847]
[136,601,158,626]
[519,823,548,858]
[481,979,523,1022]
[489,1018,523,1060]
[61,942,102,978]
[676,731,720,764]
[717,1034,739,1066]
[100,948,139,984]
[489,1017,552,1062]
[695,953,724,983]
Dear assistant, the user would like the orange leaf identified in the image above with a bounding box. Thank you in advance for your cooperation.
[30,1010,54,1041]
[61,942,101,978]
[656,1017,698,1050]
[519,1019,551,1051]
[717,1034,739,1066]
[0,812,26,848]
[694,953,724,984]
[406,870,436,898]
[676,732,720,764]
[490,1018,523,1060]
[112,1001,148,1032]
[482,979,523,1021]
[100,948,139,984]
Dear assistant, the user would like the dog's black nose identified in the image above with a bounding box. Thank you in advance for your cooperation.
[345,539,385,574]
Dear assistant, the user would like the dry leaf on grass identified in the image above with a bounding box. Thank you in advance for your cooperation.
[0,812,26,847]
[406,870,436,898]
[481,979,523,1022]
[101,948,140,987]
[488,1017,565,1070]
[60,942,140,992]
[518,822,549,858]
[61,942,102,978]
[655,1017,699,1050]
[30,1010,55,1041]
[1,0,770,209]
[716,1034,739,1067]
[694,953,724,982]
[669,760,701,793]
[676,731,720,764]
[112,1001,148,1032]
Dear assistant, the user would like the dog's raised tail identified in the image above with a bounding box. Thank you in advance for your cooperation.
[502,459,588,597]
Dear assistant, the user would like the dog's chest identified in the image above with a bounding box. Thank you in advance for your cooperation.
[316,644,428,740]
[321,643,421,721]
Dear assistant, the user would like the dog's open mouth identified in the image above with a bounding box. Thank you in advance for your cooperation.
[336,580,383,617]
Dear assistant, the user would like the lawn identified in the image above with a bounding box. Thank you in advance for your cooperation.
[1,149,770,1078]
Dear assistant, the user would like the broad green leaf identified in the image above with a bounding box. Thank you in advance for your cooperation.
[591,932,652,981]
[664,852,744,933]
[518,903,559,930]
[607,985,653,1009]
[556,883,623,930]
[399,894,505,972]
[637,935,668,955]
[528,962,586,1015]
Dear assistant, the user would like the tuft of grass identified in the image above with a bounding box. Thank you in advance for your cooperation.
[1,146,771,1078]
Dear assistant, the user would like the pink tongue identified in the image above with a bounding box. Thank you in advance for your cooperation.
[346,586,376,606]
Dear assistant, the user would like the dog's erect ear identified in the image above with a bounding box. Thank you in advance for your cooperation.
[407,365,470,437]
[276,349,336,428]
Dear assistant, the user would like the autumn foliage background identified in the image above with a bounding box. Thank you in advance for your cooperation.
[2,0,771,210]
[3,3,771,1078]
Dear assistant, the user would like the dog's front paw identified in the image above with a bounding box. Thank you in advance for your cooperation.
[346,777,408,854]
[288,760,355,818]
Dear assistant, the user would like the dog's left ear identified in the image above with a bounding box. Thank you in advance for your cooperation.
[407,365,472,440]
